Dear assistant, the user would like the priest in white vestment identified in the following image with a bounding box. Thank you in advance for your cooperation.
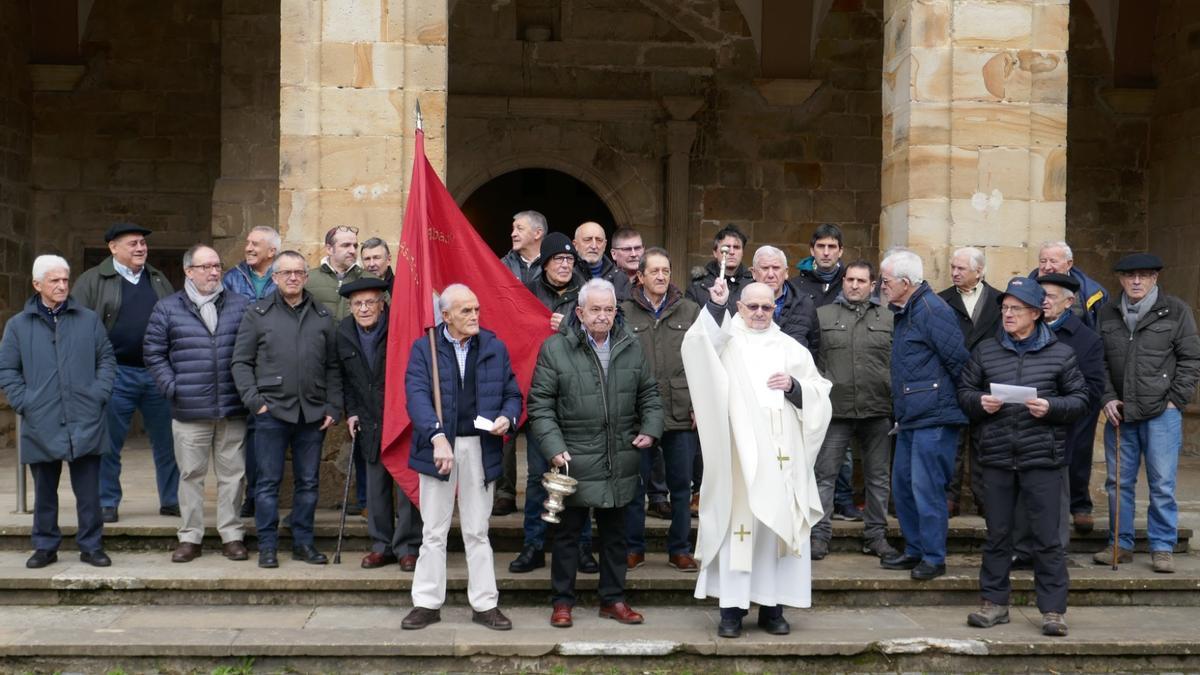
[681,282,833,638]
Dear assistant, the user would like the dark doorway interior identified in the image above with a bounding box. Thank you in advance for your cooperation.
[460,169,617,256]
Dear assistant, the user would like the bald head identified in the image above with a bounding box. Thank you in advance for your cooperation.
[574,221,607,265]
[737,282,775,330]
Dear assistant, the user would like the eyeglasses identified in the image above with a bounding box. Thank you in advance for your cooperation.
[613,245,644,253]
[273,269,308,279]
[999,304,1032,315]
[548,255,574,266]
[188,263,222,273]
[351,299,380,310]
[741,303,773,313]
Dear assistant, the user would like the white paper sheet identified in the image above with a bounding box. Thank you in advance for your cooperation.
[989,383,1038,404]
[473,415,495,432]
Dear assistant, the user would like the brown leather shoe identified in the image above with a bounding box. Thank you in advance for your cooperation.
[1073,512,1095,534]
[626,552,645,570]
[399,554,418,572]
[472,607,513,631]
[647,502,672,520]
[491,497,517,516]
[171,542,201,563]
[550,603,573,628]
[361,551,399,569]
[401,607,441,630]
[222,541,248,561]
[599,601,644,624]
[668,553,698,572]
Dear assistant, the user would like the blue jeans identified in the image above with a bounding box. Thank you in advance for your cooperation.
[101,365,178,509]
[626,430,696,555]
[243,414,257,505]
[253,413,326,550]
[893,425,959,566]
[1104,408,1182,552]
[523,431,591,551]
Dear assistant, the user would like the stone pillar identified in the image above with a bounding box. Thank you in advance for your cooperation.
[279,0,448,258]
[664,120,695,286]
[212,0,281,264]
[880,0,1069,287]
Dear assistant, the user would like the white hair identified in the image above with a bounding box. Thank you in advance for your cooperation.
[578,278,616,307]
[1039,240,1074,261]
[250,225,281,252]
[752,245,788,269]
[882,249,924,285]
[32,255,70,282]
[438,283,475,313]
[951,246,986,274]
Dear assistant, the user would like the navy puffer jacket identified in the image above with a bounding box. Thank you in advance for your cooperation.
[889,281,970,429]
[143,289,252,420]
[957,322,1090,470]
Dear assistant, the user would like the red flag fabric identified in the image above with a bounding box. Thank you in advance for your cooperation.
[382,129,553,507]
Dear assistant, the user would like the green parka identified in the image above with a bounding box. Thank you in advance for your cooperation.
[528,322,665,509]
[621,285,700,431]
[816,294,893,419]
[305,260,369,322]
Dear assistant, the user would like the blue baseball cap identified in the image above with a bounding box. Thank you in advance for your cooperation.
[997,276,1045,311]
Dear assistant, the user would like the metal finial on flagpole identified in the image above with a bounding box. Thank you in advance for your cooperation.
[415,100,423,132]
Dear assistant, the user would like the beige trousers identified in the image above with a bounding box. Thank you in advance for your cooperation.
[172,417,246,544]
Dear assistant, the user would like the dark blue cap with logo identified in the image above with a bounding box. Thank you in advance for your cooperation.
[997,276,1045,310]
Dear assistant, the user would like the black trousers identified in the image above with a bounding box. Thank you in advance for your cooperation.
[1067,409,1102,514]
[947,426,984,511]
[551,504,627,606]
[979,465,1069,614]
[31,454,103,553]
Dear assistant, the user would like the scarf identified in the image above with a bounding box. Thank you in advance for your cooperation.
[813,263,840,283]
[589,259,604,278]
[1121,286,1159,333]
[185,278,223,334]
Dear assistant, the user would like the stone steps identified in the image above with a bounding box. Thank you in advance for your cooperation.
[3,550,1196,608]
[1,604,1199,673]
[0,510,1189,554]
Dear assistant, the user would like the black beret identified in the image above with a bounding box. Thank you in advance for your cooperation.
[338,277,391,298]
[1113,253,1164,273]
[104,222,152,243]
[1035,272,1080,294]
[540,231,578,267]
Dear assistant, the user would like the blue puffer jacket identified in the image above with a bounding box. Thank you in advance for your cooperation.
[405,327,524,482]
[143,289,252,421]
[889,281,970,429]
[223,261,276,301]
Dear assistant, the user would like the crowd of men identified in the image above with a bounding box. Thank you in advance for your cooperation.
[0,212,1197,640]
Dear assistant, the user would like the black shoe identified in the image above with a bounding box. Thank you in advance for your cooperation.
[717,617,743,638]
[159,504,181,517]
[910,561,946,580]
[239,500,255,518]
[880,553,921,570]
[101,506,118,523]
[292,544,328,565]
[508,546,545,573]
[26,549,57,569]
[258,548,279,568]
[1010,555,1034,570]
[810,538,829,561]
[80,550,112,567]
[578,548,599,574]
[757,614,790,635]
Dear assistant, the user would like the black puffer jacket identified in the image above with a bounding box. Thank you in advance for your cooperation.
[958,322,1090,470]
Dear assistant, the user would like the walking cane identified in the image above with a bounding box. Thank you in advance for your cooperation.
[1111,427,1121,571]
[333,427,359,564]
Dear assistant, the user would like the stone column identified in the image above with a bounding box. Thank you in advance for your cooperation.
[279,0,448,258]
[880,0,1069,287]
[664,120,695,286]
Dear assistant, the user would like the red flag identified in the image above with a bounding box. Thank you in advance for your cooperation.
[382,129,553,507]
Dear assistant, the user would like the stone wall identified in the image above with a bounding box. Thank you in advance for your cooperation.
[1146,0,1200,453]
[32,1,222,271]
[446,0,884,274]
[0,1,33,326]
[1065,1,1150,300]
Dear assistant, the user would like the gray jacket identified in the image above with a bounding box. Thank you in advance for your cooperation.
[231,290,343,425]
[0,297,116,463]
[500,249,542,285]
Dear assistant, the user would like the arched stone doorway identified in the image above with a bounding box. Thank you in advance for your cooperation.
[459,168,618,257]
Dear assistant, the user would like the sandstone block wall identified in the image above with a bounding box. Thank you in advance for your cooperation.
[32,1,222,271]
[0,1,32,326]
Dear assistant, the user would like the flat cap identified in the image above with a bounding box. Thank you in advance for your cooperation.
[1113,253,1163,273]
[338,277,391,298]
[104,222,152,243]
[997,276,1045,310]
[1035,272,1080,294]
